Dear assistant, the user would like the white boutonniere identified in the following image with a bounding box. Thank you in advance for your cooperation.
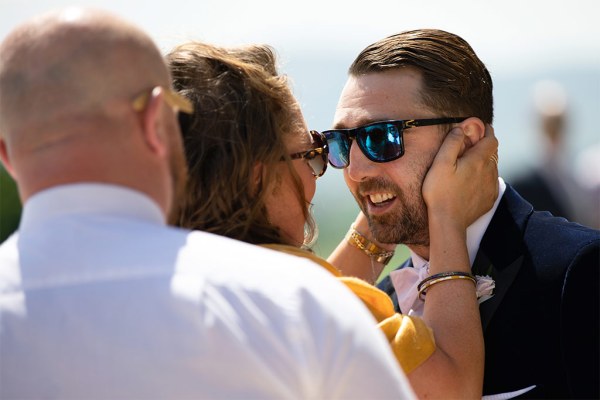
[475,275,495,304]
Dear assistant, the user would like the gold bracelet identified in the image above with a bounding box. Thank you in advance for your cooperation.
[346,224,395,266]
[417,272,476,300]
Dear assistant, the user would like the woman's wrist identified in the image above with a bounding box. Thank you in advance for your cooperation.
[345,224,395,266]
[351,215,396,252]
[428,212,470,272]
[427,206,469,233]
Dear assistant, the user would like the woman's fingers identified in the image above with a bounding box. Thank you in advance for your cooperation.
[423,124,499,228]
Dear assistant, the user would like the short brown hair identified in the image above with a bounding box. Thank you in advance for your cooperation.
[350,29,493,123]
[166,42,316,246]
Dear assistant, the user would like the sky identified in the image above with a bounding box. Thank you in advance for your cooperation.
[1,0,599,253]
[2,0,599,72]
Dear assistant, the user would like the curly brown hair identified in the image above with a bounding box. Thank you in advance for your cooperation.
[166,42,316,246]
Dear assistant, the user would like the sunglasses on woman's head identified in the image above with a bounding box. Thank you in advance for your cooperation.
[321,117,467,168]
[288,130,328,178]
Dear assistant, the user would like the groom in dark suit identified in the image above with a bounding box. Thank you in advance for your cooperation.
[330,29,599,398]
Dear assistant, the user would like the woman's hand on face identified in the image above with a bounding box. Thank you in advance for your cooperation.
[422,124,499,230]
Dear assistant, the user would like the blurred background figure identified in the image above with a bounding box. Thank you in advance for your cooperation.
[573,141,600,228]
[511,80,598,227]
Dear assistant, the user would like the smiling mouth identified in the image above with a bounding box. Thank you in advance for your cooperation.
[368,193,396,206]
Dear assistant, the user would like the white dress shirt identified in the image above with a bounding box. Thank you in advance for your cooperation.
[0,183,415,399]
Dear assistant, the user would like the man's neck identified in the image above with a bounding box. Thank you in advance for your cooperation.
[408,244,429,261]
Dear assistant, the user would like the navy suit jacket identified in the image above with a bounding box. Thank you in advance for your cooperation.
[378,185,599,398]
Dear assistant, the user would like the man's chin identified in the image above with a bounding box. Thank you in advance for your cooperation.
[369,219,429,246]
[400,237,430,247]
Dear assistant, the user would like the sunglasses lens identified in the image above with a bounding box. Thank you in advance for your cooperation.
[358,123,403,162]
[307,151,327,177]
[324,131,350,168]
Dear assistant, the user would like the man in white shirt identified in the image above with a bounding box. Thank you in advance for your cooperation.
[0,8,415,399]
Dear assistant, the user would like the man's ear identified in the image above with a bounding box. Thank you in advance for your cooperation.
[140,87,168,158]
[457,117,486,148]
[0,137,17,179]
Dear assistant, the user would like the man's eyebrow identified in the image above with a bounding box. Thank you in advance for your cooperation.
[331,118,391,130]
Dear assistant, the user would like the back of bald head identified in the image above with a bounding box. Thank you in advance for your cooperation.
[0,7,169,149]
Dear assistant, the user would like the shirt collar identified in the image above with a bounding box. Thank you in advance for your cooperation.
[20,183,166,230]
[409,177,506,269]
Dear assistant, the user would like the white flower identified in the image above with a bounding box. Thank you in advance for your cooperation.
[475,275,495,304]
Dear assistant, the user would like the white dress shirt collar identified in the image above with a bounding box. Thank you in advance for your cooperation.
[19,183,165,230]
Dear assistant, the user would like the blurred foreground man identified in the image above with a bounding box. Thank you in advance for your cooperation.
[0,8,415,399]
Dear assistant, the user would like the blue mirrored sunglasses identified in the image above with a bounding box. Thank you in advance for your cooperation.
[321,117,466,168]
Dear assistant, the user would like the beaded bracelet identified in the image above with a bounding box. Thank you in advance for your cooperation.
[345,224,395,266]
[417,271,476,300]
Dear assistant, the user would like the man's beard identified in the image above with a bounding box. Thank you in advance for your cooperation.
[355,177,430,246]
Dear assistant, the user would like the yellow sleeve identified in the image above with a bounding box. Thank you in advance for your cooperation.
[378,313,436,374]
[339,276,395,322]
[340,277,435,373]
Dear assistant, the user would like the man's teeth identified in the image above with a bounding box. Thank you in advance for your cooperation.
[369,193,394,204]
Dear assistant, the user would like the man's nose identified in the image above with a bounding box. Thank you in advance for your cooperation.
[346,142,379,182]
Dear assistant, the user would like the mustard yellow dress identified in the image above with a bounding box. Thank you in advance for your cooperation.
[261,244,436,374]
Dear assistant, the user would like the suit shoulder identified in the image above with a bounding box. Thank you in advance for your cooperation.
[525,211,599,247]
[523,212,599,275]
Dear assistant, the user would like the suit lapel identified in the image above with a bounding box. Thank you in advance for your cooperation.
[473,185,533,332]
[473,250,524,331]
